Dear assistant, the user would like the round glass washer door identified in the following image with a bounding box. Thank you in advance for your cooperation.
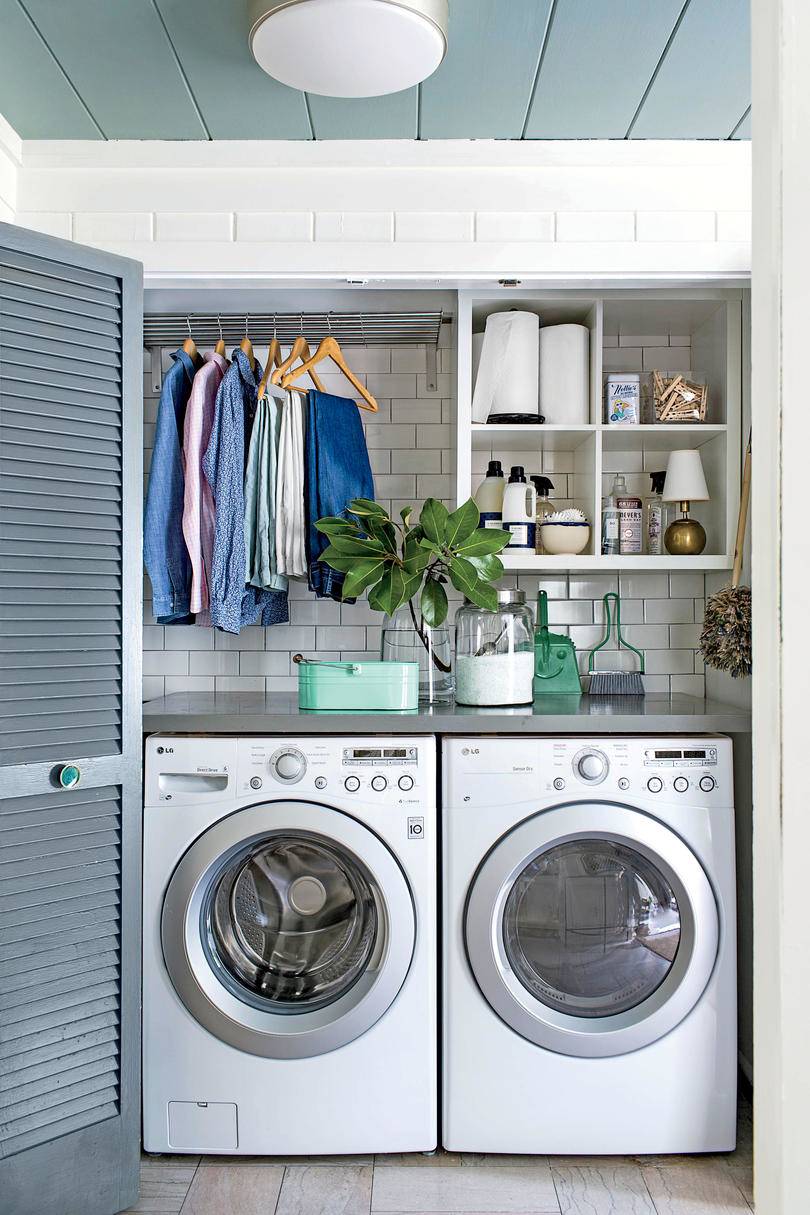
[162,801,415,1058]
[464,802,719,1058]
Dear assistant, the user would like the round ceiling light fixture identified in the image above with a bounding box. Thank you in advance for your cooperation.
[249,0,448,98]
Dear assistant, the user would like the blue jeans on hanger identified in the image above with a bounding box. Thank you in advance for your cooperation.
[305,391,375,601]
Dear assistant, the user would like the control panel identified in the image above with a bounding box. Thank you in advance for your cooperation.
[445,735,733,808]
[144,735,426,808]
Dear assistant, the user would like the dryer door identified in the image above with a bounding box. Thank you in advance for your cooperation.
[464,802,719,1057]
[162,801,415,1058]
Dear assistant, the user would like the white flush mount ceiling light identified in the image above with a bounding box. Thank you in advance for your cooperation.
[249,0,448,98]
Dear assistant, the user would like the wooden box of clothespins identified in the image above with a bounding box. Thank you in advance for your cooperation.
[652,369,708,423]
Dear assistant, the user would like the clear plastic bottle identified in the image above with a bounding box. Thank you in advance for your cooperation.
[645,470,667,555]
[601,474,625,556]
[530,476,555,554]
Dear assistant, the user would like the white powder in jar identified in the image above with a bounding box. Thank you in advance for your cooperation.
[455,651,535,706]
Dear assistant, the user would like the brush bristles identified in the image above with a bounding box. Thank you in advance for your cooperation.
[700,584,752,678]
[589,671,646,696]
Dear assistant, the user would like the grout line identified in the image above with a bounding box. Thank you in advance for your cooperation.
[519,0,559,140]
[624,0,693,139]
[150,0,212,140]
[272,1164,286,1215]
[14,0,107,139]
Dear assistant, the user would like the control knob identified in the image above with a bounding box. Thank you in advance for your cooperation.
[699,775,716,792]
[673,776,689,793]
[371,775,387,791]
[344,775,361,792]
[647,776,663,793]
[574,749,608,783]
[398,775,414,791]
[271,748,306,783]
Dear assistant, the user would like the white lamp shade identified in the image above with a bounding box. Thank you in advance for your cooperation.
[663,448,710,503]
[249,0,448,98]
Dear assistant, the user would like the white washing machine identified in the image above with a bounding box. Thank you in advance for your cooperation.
[443,736,737,1155]
[143,734,436,1155]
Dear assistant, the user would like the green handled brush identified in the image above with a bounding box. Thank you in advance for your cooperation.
[587,592,645,696]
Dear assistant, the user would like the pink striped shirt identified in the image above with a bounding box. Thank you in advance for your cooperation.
[182,351,227,618]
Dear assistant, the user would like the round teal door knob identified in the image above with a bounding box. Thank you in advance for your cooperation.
[58,764,81,789]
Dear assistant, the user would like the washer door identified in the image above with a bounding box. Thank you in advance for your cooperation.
[162,801,415,1058]
[464,803,719,1057]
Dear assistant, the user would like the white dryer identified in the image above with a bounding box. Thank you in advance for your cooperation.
[443,736,737,1155]
[143,735,436,1155]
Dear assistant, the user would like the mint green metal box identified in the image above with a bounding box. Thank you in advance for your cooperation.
[297,659,420,711]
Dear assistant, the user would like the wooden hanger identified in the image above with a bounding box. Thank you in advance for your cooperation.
[213,313,227,354]
[282,335,378,412]
[270,334,325,393]
[182,317,202,367]
[257,336,284,401]
[239,316,255,372]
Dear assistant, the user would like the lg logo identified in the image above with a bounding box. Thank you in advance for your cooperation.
[461,747,480,756]
[156,746,174,755]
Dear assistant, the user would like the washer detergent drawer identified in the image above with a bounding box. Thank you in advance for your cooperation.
[168,1101,238,1151]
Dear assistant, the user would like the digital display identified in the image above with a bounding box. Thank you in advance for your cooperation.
[384,748,408,758]
[353,749,381,758]
[655,750,682,759]
[683,750,706,759]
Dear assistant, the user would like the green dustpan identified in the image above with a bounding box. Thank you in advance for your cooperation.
[533,591,582,696]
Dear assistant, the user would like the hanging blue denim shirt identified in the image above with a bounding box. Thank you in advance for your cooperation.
[305,391,375,601]
[144,348,197,623]
[203,350,289,633]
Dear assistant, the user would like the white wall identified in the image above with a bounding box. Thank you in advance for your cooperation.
[11,139,751,281]
[752,0,810,1209]
[0,112,20,222]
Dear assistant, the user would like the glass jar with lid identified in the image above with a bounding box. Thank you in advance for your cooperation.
[454,589,535,706]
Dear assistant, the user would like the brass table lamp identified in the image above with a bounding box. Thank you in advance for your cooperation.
[663,449,710,555]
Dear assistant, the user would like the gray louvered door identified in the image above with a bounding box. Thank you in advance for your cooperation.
[0,222,142,1215]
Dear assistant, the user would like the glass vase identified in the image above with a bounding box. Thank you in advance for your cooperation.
[380,604,455,704]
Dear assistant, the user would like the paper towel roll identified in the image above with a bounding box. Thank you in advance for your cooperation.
[539,324,590,425]
[472,331,485,389]
[471,311,540,423]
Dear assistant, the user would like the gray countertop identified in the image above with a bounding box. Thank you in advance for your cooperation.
[142,692,751,735]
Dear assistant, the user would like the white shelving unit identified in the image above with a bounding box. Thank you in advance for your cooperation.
[455,289,743,571]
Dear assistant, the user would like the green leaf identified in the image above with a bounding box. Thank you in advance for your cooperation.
[443,499,480,549]
[365,516,398,552]
[400,505,413,527]
[402,533,431,576]
[317,555,356,573]
[314,515,359,537]
[368,567,421,616]
[420,578,449,627]
[347,497,388,518]
[417,537,444,555]
[321,536,387,559]
[341,558,388,601]
[448,557,498,612]
[455,527,511,558]
[468,553,505,581]
[420,498,449,545]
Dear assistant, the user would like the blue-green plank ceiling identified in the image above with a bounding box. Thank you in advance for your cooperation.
[0,0,751,141]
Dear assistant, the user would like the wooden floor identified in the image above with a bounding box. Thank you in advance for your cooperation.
[130,1098,753,1214]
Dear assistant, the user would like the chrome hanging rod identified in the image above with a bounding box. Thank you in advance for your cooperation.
[142,310,446,348]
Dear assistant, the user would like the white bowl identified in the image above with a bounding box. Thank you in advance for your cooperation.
[540,521,591,555]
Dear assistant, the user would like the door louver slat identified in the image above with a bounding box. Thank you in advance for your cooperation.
[0,785,122,1159]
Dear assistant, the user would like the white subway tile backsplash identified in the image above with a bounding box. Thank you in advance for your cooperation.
[716,210,751,242]
[644,598,695,624]
[189,651,239,676]
[143,342,706,701]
